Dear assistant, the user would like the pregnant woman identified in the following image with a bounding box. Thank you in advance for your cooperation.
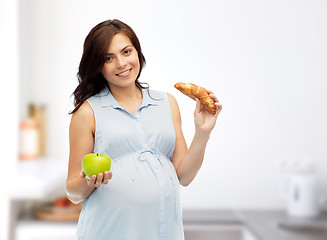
[66,19,222,240]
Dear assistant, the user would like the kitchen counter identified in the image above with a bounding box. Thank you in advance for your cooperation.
[239,210,327,240]
[182,209,327,240]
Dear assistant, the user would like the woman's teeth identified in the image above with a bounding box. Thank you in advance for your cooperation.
[117,69,131,76]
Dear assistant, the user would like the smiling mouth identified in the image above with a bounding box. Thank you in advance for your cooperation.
[116,68,132,77]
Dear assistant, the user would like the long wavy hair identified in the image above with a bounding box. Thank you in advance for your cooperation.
[70,19,146,114]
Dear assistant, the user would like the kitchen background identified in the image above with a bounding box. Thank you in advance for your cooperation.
[0,0,327,239]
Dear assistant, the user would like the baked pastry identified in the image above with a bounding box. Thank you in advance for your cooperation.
[174,82,216,114]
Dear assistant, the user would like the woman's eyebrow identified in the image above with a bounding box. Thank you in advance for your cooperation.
[120,45,133,52]
[106,45,133,55]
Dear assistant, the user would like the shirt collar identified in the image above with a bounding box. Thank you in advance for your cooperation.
[100,87,158,109]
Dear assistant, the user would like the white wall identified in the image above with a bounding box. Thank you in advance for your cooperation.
[18,0,327,209]
[0,0,19,239]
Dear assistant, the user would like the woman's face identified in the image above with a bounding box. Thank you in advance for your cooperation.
[101,33,140,89]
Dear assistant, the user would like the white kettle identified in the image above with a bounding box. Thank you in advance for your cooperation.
[284,173,322,217]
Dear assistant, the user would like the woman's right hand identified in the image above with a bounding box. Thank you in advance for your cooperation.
[80,171,113,188]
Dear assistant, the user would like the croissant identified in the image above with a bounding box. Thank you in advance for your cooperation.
[174,82,216,114]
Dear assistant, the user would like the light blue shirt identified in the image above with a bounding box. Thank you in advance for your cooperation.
[76,87,184,240]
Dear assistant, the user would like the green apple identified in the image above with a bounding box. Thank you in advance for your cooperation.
[82,153,111,180]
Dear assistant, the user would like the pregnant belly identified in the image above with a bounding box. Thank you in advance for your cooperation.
[90,152,175,208]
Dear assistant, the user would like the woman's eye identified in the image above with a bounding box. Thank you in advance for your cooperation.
[105,56,113,62]
[124,49,131,55]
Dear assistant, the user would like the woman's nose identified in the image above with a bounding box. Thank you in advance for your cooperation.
[116,57,126,69]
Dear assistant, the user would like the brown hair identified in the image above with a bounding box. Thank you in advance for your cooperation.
[70,19,146,114]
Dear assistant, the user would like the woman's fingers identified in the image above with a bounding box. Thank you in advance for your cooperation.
[208,92,222,115]
[94,173,103,187]
[102,171,112,184]
[86,171,112,187]
[209,92,219,103]
[102,172,109,184]
[216,102,223,114]
[84,174,96,187]
[194,98,202,114]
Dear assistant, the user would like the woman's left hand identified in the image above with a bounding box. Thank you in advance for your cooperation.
[194,90,222,134]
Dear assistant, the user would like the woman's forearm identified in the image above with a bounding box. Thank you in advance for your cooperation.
[66,176,95,204]
[176,130,210,186]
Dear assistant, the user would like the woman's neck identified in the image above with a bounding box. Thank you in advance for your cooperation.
[109,84,142,101]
